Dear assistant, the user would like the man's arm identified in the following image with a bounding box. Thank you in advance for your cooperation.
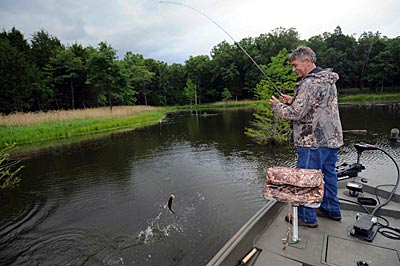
[271,86,313,121]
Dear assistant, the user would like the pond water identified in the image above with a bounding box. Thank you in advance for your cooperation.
[1,105,399,266]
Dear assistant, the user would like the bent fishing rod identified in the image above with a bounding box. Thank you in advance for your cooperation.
[159,1,283,96]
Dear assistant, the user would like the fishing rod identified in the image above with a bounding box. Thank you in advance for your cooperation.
[159,1,283,96]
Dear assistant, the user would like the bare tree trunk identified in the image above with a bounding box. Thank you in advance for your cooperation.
[194,85,198,106]
[70,79,75,109]
[54,88,60,110]
[107,85,112,111]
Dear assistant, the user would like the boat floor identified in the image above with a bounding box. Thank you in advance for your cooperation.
[251,176,400,266]
[207,175,400,266]
[253,207,400,266]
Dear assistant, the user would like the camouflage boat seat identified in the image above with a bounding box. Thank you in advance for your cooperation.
[263,166,324,207]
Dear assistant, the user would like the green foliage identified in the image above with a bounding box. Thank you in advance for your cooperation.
[86,42,124,109]
[45,45,84,109]
[245,101,290,145]
[310,26,358,88]
[0,30,45,113]
[0,144,24,190]
[30,29,63,70]
[183,79,197,106]
[254,49,297,100]
[185,55,212,104]
[166,63,187,105]
[1,26,400,114]
[246,49,296,145]
[221,88,232,102]
[120,52,154,106]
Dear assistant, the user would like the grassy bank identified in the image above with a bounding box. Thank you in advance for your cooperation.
[338,92,400,104]
[0,106,175,149]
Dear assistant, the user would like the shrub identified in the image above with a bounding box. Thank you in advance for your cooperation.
[0,144,23,190]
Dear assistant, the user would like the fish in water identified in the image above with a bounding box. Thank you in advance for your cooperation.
[167,194,176,214]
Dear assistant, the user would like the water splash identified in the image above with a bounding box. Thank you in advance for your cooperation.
[137,211,182,246]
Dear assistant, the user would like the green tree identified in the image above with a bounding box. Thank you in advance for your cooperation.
[30,29,63,70]
[0,32,45,114]
[166,63,187,105]
[321,26,358,89]
[120,52,156,106]
[210,41,240,100]
[221,88,232,102]
[0,27,30,55]
[385,37,400,88]
[45,46,84,109]
[142,58,163,106]
[234,37,256,99]
[153,61,169,106]
[357,31,385,89]
[183,79,197,108]
[185,55,212,104]
[253,27,300,68]
[245,49,296,145]
[366,47,396,92]
[86,42,121,109]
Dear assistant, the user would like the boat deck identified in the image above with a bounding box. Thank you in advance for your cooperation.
[253,207,399,266]
[207,175,400,266]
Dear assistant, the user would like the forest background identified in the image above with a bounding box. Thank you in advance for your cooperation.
[1,25,400,115]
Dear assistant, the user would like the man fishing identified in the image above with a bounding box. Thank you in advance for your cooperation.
[269,46,343,228]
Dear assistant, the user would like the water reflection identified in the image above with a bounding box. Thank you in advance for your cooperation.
[0,106,399,266]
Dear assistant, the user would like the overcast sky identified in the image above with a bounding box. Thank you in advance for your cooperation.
[1,0,399,64]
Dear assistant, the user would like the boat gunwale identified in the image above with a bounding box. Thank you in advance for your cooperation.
[206,200,284,266]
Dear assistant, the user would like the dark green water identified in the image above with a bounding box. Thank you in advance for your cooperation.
[1,105,399,266]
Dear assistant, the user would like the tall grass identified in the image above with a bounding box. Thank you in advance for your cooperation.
[0,106,174,148]
[0,106,159,126]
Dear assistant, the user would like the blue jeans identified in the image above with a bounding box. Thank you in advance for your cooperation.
[296,147,341,224]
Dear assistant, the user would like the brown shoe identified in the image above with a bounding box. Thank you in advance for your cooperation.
[316,208,341,221]
[285,215,318,228]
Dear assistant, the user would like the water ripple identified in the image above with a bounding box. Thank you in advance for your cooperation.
[0,192,49,248]
[8,229,124,266]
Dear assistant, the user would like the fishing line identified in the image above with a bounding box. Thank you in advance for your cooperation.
[159,1,283,95]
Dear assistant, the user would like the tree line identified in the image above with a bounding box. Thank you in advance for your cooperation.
[1,26,399,114]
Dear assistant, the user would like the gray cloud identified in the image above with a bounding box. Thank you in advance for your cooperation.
[1,0,399,64]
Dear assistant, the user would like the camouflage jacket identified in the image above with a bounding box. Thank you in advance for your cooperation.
[272,68,343,148]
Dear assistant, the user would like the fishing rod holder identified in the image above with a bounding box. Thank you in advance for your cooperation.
[291,205,300,243]
[344,181,363,197]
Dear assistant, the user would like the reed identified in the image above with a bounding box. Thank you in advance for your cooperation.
[0,106,158,127]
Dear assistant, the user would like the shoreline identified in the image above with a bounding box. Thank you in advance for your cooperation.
[3,101,400,154]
